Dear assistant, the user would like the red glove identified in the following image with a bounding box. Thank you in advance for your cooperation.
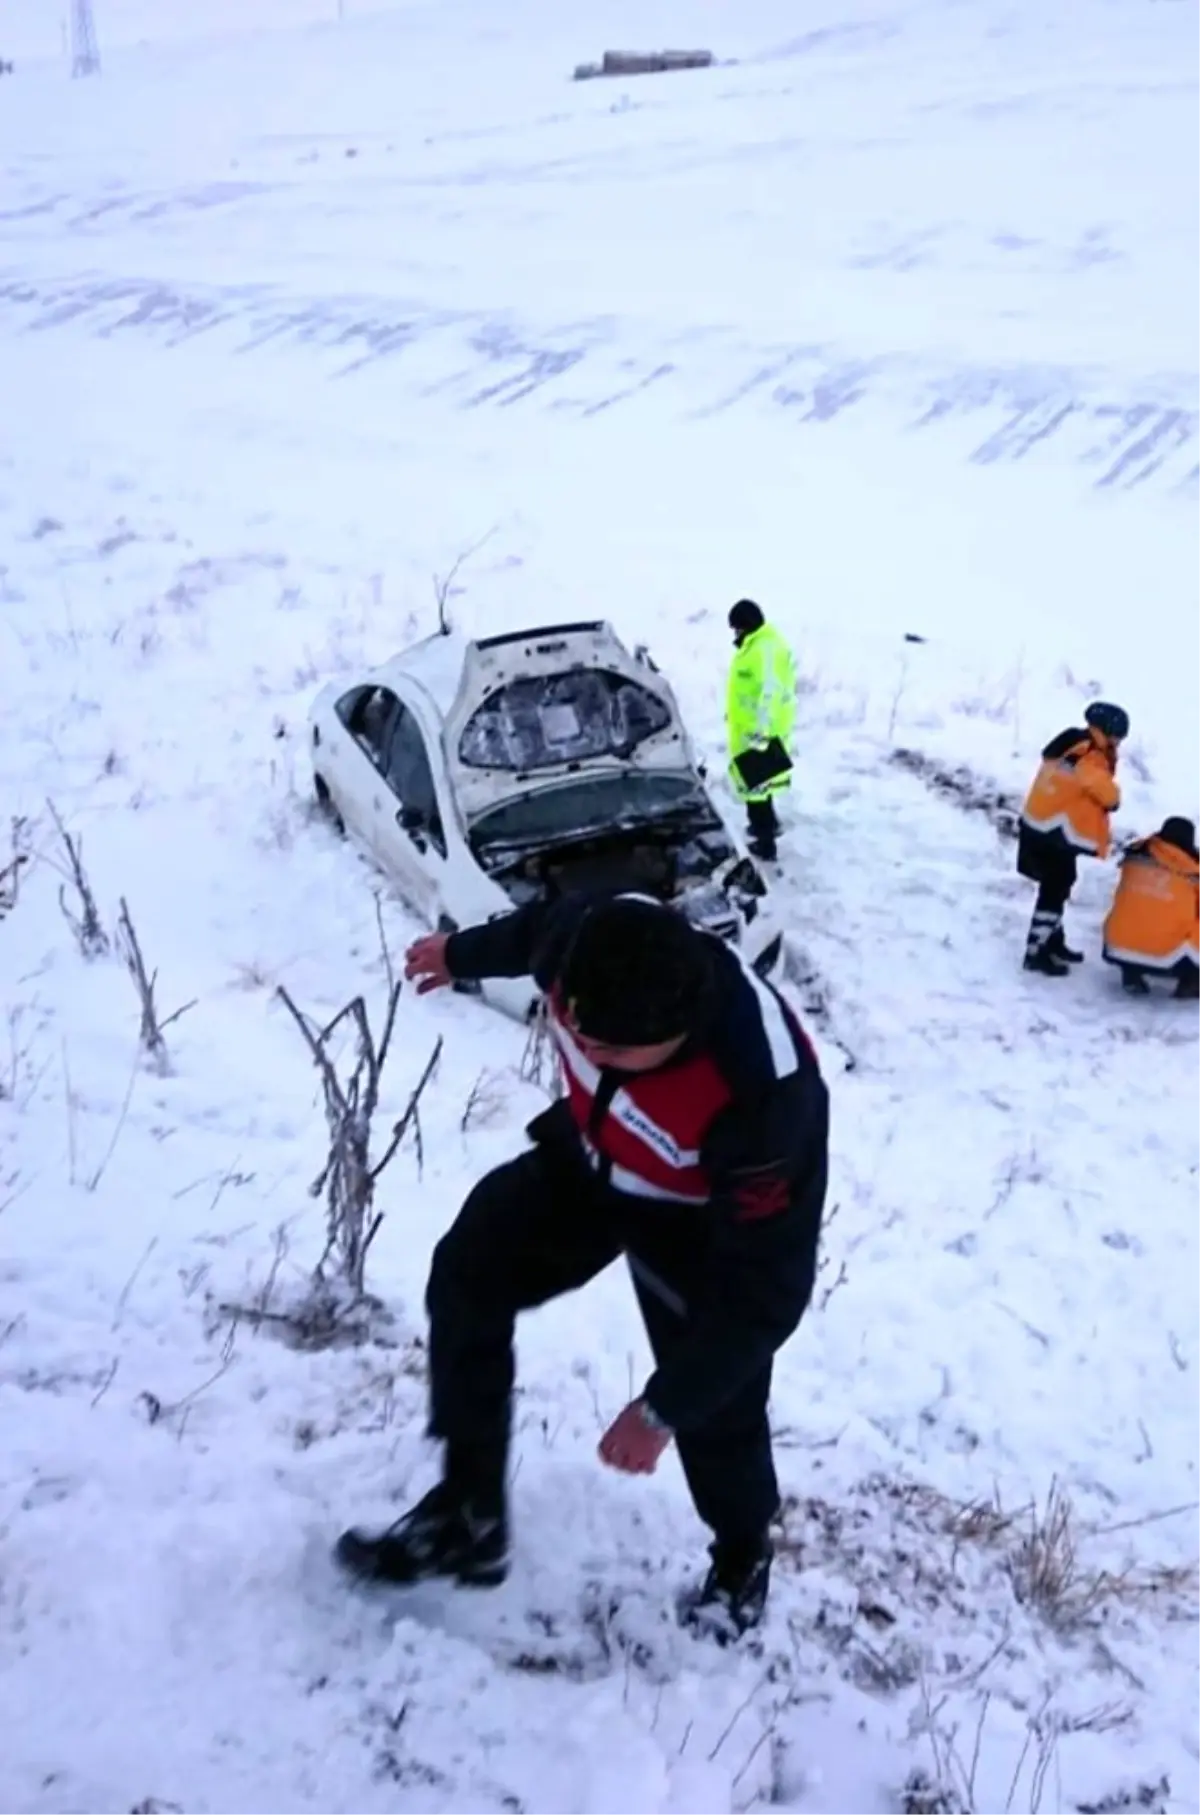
[404,933,453,994]
[598,1399,673,1475]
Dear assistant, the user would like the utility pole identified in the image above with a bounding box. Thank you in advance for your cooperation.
[70,0,101,77]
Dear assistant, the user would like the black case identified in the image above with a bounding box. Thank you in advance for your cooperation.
[732,738,793,792]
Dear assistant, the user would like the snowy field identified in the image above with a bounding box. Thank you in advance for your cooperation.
[1,1,1197,1811]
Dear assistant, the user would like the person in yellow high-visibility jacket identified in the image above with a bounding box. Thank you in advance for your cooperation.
[726,600,797,861]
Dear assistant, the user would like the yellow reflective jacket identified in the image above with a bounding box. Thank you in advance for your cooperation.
[726,623,797,759]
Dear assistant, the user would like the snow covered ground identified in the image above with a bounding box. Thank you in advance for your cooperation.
[0,2,1197,1811]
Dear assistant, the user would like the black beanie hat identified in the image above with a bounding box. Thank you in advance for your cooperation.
[1160,816,1197,855]
[728,598,765,635]
[1084,700,1130,741]
[559,898,713,1047]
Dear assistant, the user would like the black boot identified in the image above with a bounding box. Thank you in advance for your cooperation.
[335,1480,509,1588]
[1024,945,1070,977]
[1121,966,1150,996]
[1174,970,1199,1001]
[681,1536,772,1642]
[1024,910,1069,976]
[1047,926,1084,964]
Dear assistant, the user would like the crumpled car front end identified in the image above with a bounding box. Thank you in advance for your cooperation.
[471,783,784,980]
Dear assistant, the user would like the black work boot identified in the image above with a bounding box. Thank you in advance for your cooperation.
[1121,966,1150,996]
[1174,970,1199,1001]
[1024,944,1070,977]
[748,836,778,863]
[1047,926,1084,964]
[681,1536,773,1643]
[335,1480,509,1588]
[1024,910,1069,976]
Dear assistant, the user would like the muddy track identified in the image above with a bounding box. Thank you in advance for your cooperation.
[889,746,1022,843]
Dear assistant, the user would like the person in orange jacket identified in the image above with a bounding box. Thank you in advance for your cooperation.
[1017,700,1128,976]
[1102,816,1199,998]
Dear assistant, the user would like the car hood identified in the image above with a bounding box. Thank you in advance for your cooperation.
[440,621,697,825]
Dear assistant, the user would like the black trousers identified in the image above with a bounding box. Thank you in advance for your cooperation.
[426,1145,779,1549]
[1017,826,1078,914]
[1017,826,1079,954]
[746,797,780,841]
[1033,862,1076,917]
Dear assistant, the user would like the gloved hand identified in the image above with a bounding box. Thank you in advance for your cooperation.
[598,1399,673,1475]
[404,933,453,993]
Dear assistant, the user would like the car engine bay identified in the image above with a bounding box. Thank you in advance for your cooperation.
[477,817,769,946]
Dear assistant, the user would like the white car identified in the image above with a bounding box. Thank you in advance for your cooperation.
[309,619,785,1022]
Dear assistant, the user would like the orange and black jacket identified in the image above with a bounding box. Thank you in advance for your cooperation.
[1103,836,1199,972]
[1021,726,1120,859]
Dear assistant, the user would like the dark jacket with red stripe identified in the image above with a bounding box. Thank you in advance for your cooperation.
[445,895,829,1432]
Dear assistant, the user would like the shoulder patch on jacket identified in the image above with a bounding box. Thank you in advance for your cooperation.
[732,1168,791,1221]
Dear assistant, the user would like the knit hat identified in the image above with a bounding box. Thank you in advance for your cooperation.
[728,599,765,636]
[1085,700,1130,741]
[1160,817,1197,856]
[559,898,713,1047]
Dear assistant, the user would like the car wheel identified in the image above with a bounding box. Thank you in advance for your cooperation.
[752,933,783,979]
[313,774,345,835]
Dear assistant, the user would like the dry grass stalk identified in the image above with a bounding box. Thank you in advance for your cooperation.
[433,527,498,635]
[460,1067,509,1132]
[909,1679,1100,1815]
[47,798,109,956]
[519,997,561,1096]
[941,1475,1200,1630]
[0,816,31,920]
[815,1202,849,1313]
[938,1488,1024,1551]
[778,1474,1197,1640]
[1010,1475,1076,1619]
[277,980,441,1297]
[137,1347,237,1441]
[115,897,196,1075]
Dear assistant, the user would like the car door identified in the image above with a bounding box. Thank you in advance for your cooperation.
[374,701,448,918]
[329,684,401,843]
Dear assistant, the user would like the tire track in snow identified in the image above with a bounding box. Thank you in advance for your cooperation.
[0,266,1194,494]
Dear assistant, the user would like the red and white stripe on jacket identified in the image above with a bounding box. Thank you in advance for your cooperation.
[549,954,804,1204]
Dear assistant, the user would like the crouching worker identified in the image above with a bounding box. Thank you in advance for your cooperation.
[1102,817,1199,999]
[336,893,829,1638]
[1017,700,1128,975]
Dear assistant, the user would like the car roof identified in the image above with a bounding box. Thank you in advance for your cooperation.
[371,631,470,720]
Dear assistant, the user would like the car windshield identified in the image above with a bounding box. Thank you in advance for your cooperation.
[458,669,672,772]
[469,773,706,849]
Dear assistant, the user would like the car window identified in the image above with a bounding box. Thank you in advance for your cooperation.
[458,669,672,772]
[338,686,399,768]
[384,706,447,856]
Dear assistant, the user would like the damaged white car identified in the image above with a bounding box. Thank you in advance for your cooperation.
[309,620,784,1022]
